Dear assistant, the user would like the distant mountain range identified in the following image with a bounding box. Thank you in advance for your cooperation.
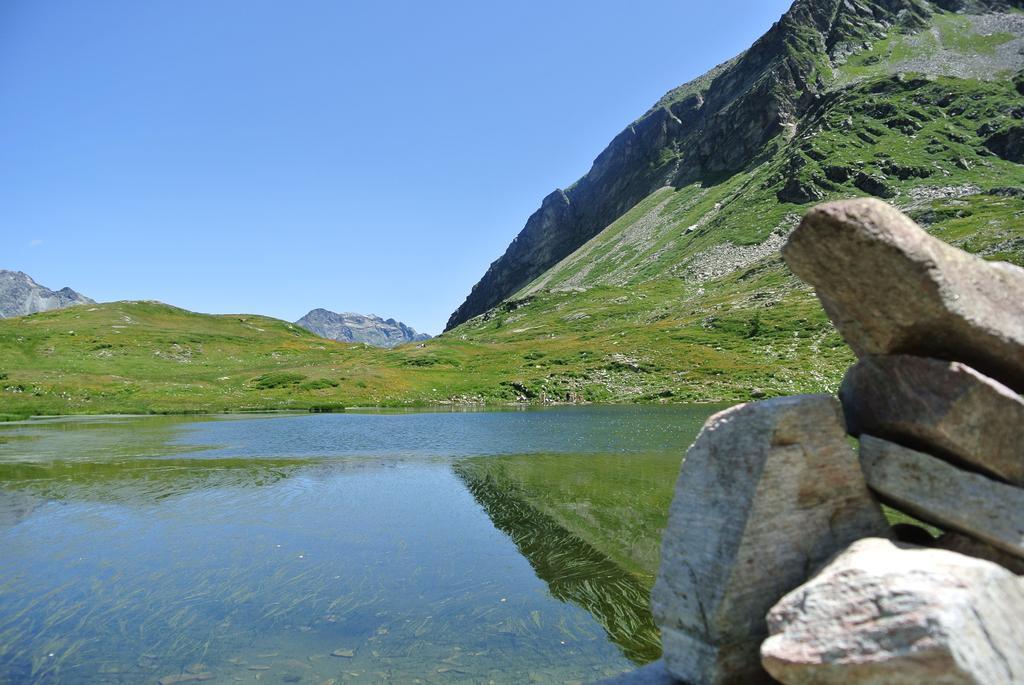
[0,269,427,349]
[0,270,94,318]
[295,308,430,348]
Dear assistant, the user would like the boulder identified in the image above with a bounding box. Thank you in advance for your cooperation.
[777,178,825,204]
[840,355,1024,485]
[761,537,1024,685]
[782,198,1024,392]
[985,125,1024,164]
[651,395,889,685]
[852,171,897,198]
[859,435,1024,560]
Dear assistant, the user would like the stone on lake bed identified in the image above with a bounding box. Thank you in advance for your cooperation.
[651,395,889,685]
[590,660,677,684]
[761,537,1024,685]
[841,355,1024,485]
[331,649,355,658]
[158,673,214,685]
[782,198,1024,391]
[859,435,1024,560]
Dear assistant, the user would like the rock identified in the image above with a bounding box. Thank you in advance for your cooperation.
[823,165,852,183]
[158,674,214,685]
[761,537,1024,685]
[860,435,1024,560]
[777,178,825,204]
[591,661,679,685]
[651,395,889,685]
[783,198,1024,391]
[853,171,896,198]
[985,125,1024,164]
[937,532,1024,576]
[840,355,1024,485]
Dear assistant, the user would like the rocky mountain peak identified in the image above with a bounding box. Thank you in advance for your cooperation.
[0,270,94,318]
[295,308,430,348]
[445,0,1021,331]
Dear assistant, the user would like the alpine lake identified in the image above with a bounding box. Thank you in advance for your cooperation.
[0,406,721,684]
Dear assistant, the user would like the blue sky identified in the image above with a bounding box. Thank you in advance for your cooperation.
[1,0,792,334]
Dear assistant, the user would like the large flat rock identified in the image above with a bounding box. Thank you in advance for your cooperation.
[761,538,1024,685]
[782,198,1024,392]
[651,395,888,685]
[860,435,1024,560]
[840,355,1024,485]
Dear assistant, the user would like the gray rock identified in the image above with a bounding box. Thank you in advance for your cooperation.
[853,171,897,198]
[782,198,1024,391]
[761,537,1024,685]
[591,661,680,685]
[937,532,1024,576]
[840,355,1024,485]
[295,308,430,348]
[860,435,1024,560]
[651,395,889,685]
[985,125,1024,164]
[0,270,94,319]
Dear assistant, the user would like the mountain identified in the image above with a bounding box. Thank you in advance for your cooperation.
[295,309,430,348]
[4,0,1024,418]
[0,270,94,319]
[447,0,1024,330]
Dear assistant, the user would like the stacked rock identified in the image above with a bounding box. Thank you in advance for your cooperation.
[596,199,1024,685]
[764,198,1024,684]
[784,198,1024,576]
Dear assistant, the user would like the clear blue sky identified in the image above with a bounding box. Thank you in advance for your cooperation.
[1,0,792,334]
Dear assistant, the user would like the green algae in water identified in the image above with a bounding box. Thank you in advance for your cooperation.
[0,408,715,683]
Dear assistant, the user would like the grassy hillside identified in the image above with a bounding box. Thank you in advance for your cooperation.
[2,6,1023,417]
[442,9,1024,403]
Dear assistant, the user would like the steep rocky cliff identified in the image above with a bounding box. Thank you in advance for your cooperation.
[295,308,430,348]
[446,0,1020,330]
[0,270,94,319]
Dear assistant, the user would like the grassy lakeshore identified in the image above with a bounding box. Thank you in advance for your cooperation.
[0,295,846,418]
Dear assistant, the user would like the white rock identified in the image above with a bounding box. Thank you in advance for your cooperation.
[761,538,1024,685]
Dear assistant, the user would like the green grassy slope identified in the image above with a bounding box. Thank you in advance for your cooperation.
[2,7,1023,417]
[443,11,1024,403]
[0,301,517,417]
